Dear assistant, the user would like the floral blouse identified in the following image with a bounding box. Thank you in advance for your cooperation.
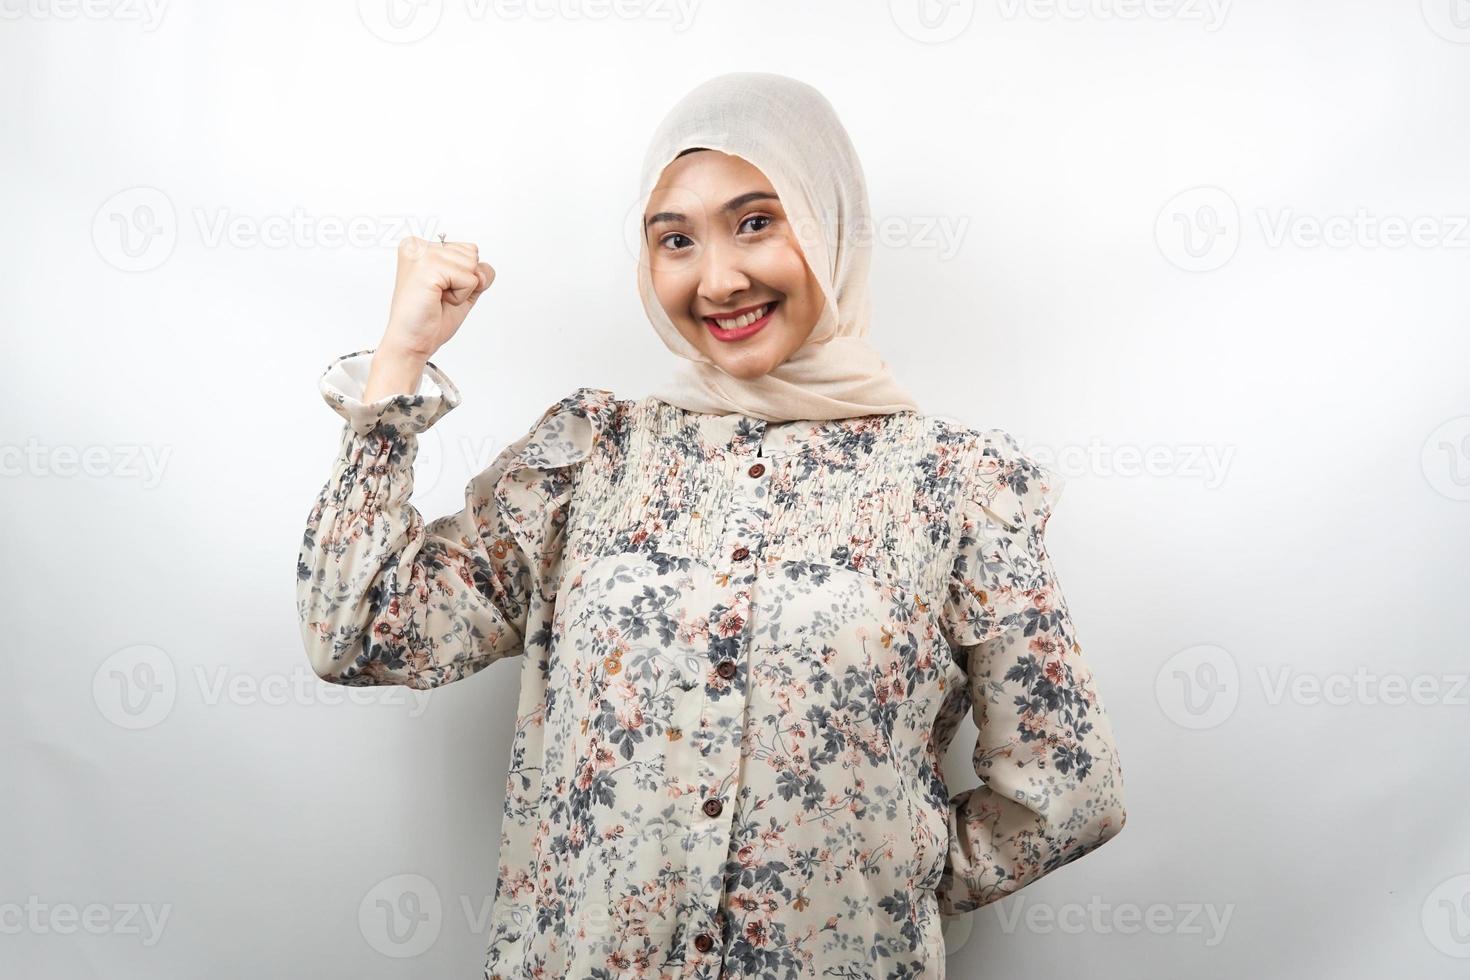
[296,349,1127,980]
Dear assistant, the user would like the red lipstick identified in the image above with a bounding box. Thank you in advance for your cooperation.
[703,301,779,343]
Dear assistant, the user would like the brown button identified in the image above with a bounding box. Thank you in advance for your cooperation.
[702,797,723,817]
[715,660,736,679]
[693,932,714,952]
[747,462,765,478]
[731,546,749,561]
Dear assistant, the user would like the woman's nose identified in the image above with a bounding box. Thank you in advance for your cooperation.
[697,240,750,302]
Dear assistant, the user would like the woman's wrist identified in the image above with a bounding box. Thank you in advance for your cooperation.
[363,344,432,402]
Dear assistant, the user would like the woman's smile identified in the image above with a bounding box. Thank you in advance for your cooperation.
[643,148,825,379]
[703,300,779,342]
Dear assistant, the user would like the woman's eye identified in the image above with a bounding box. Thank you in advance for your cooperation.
[739,215,772,235]
[659,233,693,251]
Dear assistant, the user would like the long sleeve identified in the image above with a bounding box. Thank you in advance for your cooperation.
[295,349,611,689]
[933,429,1127,916]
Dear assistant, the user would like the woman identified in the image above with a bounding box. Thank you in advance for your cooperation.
[297,72,1126,979]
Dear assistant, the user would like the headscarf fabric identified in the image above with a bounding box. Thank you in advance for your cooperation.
[635,72,922,422]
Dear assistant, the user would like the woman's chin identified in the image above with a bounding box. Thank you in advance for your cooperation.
[710,349,782,380]
[681,324,799,379]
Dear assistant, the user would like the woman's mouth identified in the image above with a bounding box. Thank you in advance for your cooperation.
[703,301,778,342]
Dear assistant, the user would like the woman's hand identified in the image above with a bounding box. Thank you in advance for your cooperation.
[364,236,495,401]
[383,236,496,360]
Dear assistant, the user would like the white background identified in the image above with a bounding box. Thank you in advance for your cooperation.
[5,0,1469,977]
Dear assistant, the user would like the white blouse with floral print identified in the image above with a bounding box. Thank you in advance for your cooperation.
[296,349,1127,980]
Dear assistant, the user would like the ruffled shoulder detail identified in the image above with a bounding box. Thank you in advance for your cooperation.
[489,386,622,599]
[939,427,1068,649]
[965,427,1065,538]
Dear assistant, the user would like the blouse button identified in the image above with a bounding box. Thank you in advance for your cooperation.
[693,933,714,952]
[715,660,736,679]
[702,797,723,817]
[731,546,750,561]
[747,462,765,478]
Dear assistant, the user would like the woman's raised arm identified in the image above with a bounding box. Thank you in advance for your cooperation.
[295,348,540,688]
[296,235,521,688]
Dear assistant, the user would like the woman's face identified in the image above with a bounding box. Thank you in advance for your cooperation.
[643,150,826,380]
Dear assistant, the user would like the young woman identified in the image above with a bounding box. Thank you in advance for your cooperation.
[297,71,1126,980]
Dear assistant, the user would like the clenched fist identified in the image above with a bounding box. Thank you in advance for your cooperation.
[363,236,496,401]
[383,236,496,360]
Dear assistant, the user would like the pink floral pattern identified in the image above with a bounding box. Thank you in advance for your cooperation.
[297,349,1127,979]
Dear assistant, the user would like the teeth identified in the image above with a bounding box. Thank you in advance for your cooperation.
[711,303,772,330]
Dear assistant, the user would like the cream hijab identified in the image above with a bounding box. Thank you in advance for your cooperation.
[635,72,921,422]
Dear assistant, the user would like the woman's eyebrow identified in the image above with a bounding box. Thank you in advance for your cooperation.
[645,191,780,229]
